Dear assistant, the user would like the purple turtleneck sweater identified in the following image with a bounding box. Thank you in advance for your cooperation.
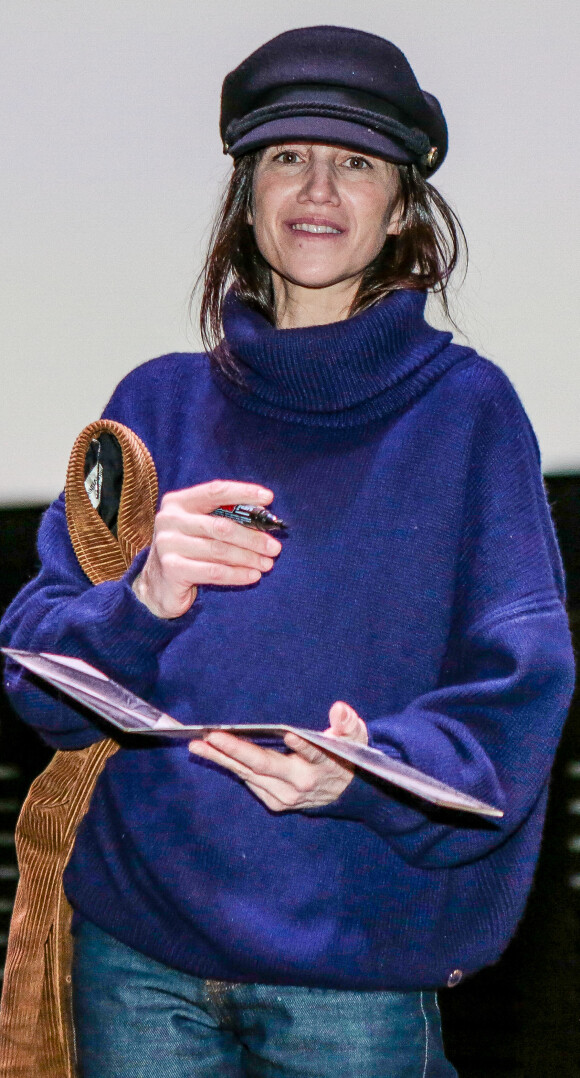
[1,291,574,990]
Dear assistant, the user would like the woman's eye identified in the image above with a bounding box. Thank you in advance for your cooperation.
[274,151,300,164]
[344,156,371,170]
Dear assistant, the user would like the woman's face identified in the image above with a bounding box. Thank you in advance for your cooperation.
[250,142,402,296]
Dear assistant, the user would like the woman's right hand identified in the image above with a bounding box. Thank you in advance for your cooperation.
[132,480,282,619]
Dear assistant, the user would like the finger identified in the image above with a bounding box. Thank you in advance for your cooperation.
[235,766,319,807]
[154,553,263,588]
[188,740,306,805]
[327,701,368,744]
[189,740,350,810]
[189,732,279,775]
[158,510,282,557]
[155,532,276,574]
[194,514,283,556]
[188,738,257,780]
[190,734,329,800]
[199,732,298,779]
[283,732,329,764]
[243,760,352,807]
[167,480,274,516]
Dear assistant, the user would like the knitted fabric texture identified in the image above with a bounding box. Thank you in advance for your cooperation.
[1,289,574,991]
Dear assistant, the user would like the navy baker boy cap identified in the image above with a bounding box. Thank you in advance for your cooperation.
[220,26,447,175]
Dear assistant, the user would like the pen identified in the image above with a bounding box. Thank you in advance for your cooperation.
[211,504,287,533]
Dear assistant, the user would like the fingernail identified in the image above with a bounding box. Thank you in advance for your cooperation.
[260,557,273,570]
[266,538,281,554]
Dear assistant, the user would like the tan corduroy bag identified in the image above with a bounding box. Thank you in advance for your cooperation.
[0,419,158,1077]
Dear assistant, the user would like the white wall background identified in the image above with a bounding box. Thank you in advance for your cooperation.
[1,0,578,504]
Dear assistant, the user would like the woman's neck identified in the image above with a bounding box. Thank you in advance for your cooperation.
[272,272,361,329]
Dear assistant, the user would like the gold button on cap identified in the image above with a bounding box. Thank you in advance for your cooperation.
[447,968,463,988]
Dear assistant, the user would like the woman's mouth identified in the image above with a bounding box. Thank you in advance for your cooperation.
[290,223,342,234]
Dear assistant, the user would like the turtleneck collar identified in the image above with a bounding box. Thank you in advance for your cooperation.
[212,288,472,428]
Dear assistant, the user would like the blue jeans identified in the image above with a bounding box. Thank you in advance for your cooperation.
[72,920,457,1077]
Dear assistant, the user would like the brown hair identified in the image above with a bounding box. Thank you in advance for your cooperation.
[195,151,467,378]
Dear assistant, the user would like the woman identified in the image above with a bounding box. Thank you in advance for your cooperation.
[1,24,574,1078]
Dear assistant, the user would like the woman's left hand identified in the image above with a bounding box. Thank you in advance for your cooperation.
[188,701,367,811]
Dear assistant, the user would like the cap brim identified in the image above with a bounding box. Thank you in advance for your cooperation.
[227,116,414,164]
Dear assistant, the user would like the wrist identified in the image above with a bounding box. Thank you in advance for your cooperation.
[132,571,198,620]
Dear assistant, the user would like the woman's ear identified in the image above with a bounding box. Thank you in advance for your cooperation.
[386,198,404,237]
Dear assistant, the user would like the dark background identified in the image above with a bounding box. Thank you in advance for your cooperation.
[1,481,579,1077]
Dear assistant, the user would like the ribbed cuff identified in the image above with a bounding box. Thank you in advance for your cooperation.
[91,549,203,677]
[301,736,425,837]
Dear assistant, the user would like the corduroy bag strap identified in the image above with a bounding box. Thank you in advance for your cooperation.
[0,419,158,1078]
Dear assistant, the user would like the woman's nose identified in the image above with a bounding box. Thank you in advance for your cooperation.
[296,161,340,205]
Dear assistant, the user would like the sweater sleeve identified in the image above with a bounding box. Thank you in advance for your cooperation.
[0,364,197,750]
[308,364,575,868]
